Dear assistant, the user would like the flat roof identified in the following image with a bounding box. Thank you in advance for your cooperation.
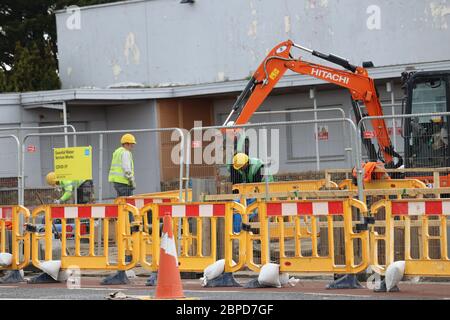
[54,0,149,14]
[2,60,449,107]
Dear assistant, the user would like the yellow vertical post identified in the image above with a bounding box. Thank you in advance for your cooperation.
[259,203,269,266]
[385,201,394,266]
[211,217,217,260]
[224,204,232,269]
[441,216,448,260]
[103,218,109,259]
[197,217,203,257]
[11,208,18,267]
[116,208,125,266]
[45,209,52,261]
[0,220,5,253]
[294,216,301,256]
[61,219,67,257]
[327,215,334,261]
[404,216,411,260]
[422,216,429,259]
[152,206,161,267]
[89,218,95,256]
[343,201,354,271]
[182,218,189,256]
[75,218,81,256]
[434,172,441,199]
[311,216,318,257]
[278,216,285,259]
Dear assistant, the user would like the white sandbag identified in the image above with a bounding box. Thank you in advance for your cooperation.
[0,253,13,267]
[258,263,281,288]
[385,261,405,291]
[125,270,136,279]
[288,277,300,287]
[279,272,299,287]
[279,273,290,286]
[39,260,61,280]
[203,259,236,281]
[204,259,225,281]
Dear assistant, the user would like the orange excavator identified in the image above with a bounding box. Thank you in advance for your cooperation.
[224,40,450,183]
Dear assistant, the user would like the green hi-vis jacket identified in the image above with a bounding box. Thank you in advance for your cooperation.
[59,180,85,202]
[229,157,274,183]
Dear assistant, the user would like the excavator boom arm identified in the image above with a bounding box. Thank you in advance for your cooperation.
[228,40,400,166]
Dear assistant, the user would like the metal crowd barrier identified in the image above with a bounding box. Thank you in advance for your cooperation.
[0,206,30,272]
[370,199,450,277]
[246,199,370,274]
[30,204,140,271]
[138,201,246,273]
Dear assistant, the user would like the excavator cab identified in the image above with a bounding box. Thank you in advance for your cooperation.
[403,71,450,168]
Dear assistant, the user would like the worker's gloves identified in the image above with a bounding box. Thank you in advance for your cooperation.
[130,178,136,189]
[54,199,61,205]
[124,171,133,180]
[125,171,136,189]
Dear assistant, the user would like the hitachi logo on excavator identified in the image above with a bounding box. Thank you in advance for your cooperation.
[311,68,350,85]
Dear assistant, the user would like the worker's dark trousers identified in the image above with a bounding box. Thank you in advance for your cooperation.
[101,183,135,285]
[113,182,134,197]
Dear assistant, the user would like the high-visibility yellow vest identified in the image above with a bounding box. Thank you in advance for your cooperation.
[59,180,85,201]
[108,147,134,185]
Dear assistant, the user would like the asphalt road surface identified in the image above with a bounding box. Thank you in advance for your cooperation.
[0,277,449,300]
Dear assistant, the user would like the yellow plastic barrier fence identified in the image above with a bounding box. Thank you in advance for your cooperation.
[246,199,370,274]
[233,179,339,196]
[0,206,30,271]
[370,199,450,277]
[115,196,176,209]
[114,196,176,265]
[234,180,339,240]
[31,204,141,271]
[136,189,191,201]
[339,179,426,192]
[139,201,246,273]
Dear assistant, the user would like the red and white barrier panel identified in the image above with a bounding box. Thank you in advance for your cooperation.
[0,207,12,219]
[51,206,119,219]
[266,201,344,216]
[125,198,171,209]
[392,201,450,216]
[158,204,226,217]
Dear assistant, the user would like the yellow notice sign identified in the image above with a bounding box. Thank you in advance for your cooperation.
[54,146,92,181]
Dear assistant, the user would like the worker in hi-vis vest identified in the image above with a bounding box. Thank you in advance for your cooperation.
[108,133,136,197]
[26,172,94,284]
[102,133,136,285]
[45,172,93,204]
[230,153,274,233]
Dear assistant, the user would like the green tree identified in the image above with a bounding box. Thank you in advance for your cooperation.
[0,68,9,92]
[8,41,62,92]
[0,0,122,92]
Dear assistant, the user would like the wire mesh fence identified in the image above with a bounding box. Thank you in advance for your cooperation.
[186,118,359,268]
[21,127,185,204]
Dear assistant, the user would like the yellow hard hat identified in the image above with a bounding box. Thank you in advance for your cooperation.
[233,153,249,170]
[46,172,57,186]
[431,116,443,123]
[121,133,136,145]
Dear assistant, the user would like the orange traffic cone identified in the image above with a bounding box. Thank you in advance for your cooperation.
[155,214,184,299]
